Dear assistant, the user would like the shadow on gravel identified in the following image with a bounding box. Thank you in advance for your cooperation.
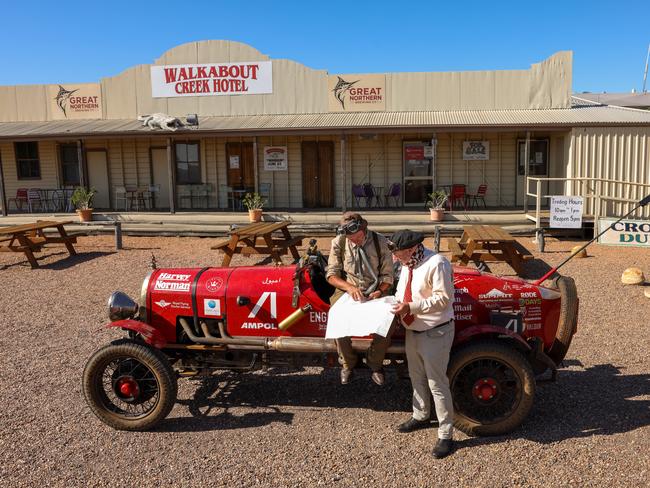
[0,250,115,270]
[41,251,116,269]
[159,363,650,440]
[159,369,413,432]
[523,363,650,443]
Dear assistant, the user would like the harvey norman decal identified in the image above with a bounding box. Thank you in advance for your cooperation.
[150,61,273,98]
[154,272,192,292]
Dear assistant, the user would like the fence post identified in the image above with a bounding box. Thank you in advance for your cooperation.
[536,179,542,228]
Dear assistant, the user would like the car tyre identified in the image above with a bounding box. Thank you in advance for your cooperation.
[449,340,535,436]
[82,339,177,431]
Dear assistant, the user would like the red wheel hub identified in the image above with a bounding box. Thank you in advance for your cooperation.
[472,378,498,401]
[116,377,140,398]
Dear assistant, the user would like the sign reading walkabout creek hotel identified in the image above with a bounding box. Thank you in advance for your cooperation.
[328,74,385,112]
[48,83,102,120]
[150,61,273,98]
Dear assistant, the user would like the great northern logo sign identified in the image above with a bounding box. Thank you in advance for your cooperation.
[328,74,385,112]
[47,83,102,120]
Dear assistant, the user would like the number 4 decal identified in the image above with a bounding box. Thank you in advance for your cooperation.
[248,292,277,319]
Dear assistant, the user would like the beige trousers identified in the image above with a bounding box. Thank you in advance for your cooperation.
[405,322,455,440]
[330,288,395,371]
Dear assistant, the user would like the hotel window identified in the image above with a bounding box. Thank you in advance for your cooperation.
[175,142,201,184]
[15,142,41,179]
[60,144,80,186]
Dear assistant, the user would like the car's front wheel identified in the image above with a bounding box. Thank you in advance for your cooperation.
[82,339,177,431]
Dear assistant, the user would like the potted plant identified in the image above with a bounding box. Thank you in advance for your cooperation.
[71,186,97,222]
[241,192,266,222]
[426,190,448,221]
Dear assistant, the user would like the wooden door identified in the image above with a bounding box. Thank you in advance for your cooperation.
[151,148,170,209]
[302,141,334,208]
[226,142,255,190]
[86,150,109,209]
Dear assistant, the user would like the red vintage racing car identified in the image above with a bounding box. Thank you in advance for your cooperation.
[82,244,578,436]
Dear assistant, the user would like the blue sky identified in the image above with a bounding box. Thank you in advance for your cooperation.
[2,0,648,93]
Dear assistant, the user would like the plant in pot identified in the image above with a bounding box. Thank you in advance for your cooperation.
[241,192,266,222]
[71,186,97,222]
[426,190,448,221]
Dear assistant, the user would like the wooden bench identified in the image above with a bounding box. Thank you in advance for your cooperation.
[512,241,534,260]
[212,221,301,266]
[446,237,463,259]
[0,220,77,268]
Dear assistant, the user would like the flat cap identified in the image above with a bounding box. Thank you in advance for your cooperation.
[389,229,424,251]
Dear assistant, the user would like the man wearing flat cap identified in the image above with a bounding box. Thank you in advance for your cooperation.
[326,212,394,386]
[390,229,456,459]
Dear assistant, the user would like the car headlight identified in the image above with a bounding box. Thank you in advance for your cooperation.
[108,291,139,321]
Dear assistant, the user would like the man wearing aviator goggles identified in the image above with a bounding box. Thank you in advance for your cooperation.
[326,212,395,386]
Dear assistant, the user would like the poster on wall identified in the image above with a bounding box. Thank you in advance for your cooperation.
[48,83,103,120]
[597,218,650,247]
[462,141,490,160]
[229,156,240,169]
[328,74,385,112]
[550,196,583,228]
[150,61,273,98]
[263,146,288,171]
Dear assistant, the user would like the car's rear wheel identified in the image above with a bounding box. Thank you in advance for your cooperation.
[82,339,177,431]
[449,341,535,436]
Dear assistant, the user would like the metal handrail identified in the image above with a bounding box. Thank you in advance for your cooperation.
[526,176,650,227]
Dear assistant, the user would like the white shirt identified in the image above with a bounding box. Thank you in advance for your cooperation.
[395,249,455,331]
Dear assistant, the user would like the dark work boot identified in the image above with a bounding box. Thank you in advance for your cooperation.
[397,417,429,433]
[432,438,454,459]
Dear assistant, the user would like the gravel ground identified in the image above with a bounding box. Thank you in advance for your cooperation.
[0,234,648,487]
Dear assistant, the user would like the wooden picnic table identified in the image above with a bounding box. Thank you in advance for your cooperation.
[211,221,302,266]
[447,225,533,275]
[0,220,78,269]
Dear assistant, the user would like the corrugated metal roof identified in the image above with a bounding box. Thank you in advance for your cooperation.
[1,104,650,139]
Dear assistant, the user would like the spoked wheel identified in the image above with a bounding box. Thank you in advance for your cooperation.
[449,341,535,436]
[82,339,177,431]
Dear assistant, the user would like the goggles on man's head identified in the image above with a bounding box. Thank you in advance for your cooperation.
[336,219,363,235]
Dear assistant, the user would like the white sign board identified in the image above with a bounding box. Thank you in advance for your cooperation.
[597,218,650,247]
[462,141,490,160]
[229,156,240,169]
[151,61,273,98]
[550,196,583,228]
[423,145,434,159]
[263,146,288,171]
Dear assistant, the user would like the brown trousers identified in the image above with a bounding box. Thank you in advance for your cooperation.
[330,288,396,371]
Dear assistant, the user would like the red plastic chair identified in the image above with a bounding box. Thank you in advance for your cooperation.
[467,184,488,209]
[449,185,467,211]
[8,188,28,212]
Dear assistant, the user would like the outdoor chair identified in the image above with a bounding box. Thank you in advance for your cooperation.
[385,183,401,207]
[191,184,210,209]
[146,184,161,209]
[27,188,44,212]
[467,184,488,209]
[114,186,128,211]
[50,189,66,212]
[362,183,377,207]
[449,184,468,211]
[219,184,236,210]
[8,188,28,211]
[178,185,192,209]
[352,184,365,207]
